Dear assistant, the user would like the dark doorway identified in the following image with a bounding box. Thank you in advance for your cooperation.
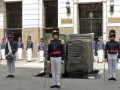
[79,3,103,39]
[44,0,58,33]
[6,2,22,41]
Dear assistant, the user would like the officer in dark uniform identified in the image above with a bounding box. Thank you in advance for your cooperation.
[17,37,24,60]
[26,36,33,62]
[105,30,120,81]
[47,28,65,89]
[5,32,17,78]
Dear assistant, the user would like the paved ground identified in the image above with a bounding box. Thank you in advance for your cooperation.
[0,60,120,90]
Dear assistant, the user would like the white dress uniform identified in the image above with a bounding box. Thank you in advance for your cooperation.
[26,41,33,61]
[1,43,6,60]
[17,42,23,60]
[38,43,45,62]
[97,41,105,63]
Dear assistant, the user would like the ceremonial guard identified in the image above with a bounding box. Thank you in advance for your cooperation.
[97,37,105,63]
[26,36,33,62]
[17,37,24,60]
[38,38,45,62]
[105,30,120,81]
[5,32,17,78]
[47,28,65,89]
[1,38,6,60]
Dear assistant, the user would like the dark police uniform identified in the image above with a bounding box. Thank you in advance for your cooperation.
[47,28,65,88]
[105,30,120,81]
[17,42,24,60]
[5,32,17,78]
[26,41,33,61]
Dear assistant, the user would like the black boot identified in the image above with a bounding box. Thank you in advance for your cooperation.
[50,85,57,88]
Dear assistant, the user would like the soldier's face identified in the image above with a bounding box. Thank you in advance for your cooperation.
[110,36,115,41]
[53,35,59,40]
[8,37,13,41]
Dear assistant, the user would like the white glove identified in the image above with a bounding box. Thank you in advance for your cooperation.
[61,60,64,64]
[47,61,50,64]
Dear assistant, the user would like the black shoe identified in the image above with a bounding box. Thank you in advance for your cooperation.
[50,85,57,88]
[108,78,113,81]
[113,78,117,81]
[56,85,61,89]
[11,75,15,78]
[6,75,11,78]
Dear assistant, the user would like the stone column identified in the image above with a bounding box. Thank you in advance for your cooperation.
[0,0,5,40]
[103,0,107,41]
[73,0,79,34]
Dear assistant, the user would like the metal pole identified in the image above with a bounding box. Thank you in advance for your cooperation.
[104,59,106,81]
[44,61,49,90]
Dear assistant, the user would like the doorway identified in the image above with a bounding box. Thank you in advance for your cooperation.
[79,3,103,39]
[44,0,58,33]
[6,2,22,41]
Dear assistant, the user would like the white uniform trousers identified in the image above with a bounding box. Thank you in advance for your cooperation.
[27,49,32,61]
[108,54,117,78]
[1,49,5,60]
[97,50,104,63]
[17,48,22,60]
[7,57,16,75]
[39,50,44,62]
[50,57,61,85]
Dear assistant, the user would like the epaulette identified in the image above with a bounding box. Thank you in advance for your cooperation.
[48,40,51,45]
[61,40,65,44]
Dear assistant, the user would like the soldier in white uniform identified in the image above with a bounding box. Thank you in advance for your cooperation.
[5,32,17,78]
[26,36,33,62]
[1,38,6,60]
[47,28,65,89]
[105,30,120,81]
[38,38,45,62]
[17,37,24,60]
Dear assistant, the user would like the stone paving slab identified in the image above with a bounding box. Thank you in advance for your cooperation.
[0,62,120,90]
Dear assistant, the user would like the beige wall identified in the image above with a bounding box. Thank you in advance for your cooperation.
[22,0,44,58]
[0,0,5,40]
[107,26,120,41]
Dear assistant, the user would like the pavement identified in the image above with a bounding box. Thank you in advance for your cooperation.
[0,60,120,90]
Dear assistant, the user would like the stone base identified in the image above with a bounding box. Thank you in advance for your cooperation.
[107,26,120,41]
[59,27,74,35]
[22,28,43,58]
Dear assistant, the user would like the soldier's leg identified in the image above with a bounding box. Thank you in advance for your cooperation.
[108,54,113,78]
[112,55,117,78]
[55,57,61,85]
[2,49,5,60]
[11,59,15,75]
[50,57,56,85]
[7,61,12,75]
[19,48,22,60]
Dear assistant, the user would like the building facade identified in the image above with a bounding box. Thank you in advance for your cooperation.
[0,0,120,58]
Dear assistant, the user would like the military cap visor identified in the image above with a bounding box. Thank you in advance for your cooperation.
[52,30,59,36]
[7,33,14,38]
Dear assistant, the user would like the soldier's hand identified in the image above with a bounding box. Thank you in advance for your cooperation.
[61,60,64,64]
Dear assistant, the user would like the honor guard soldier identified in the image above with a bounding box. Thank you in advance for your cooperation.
[17,37,24,60]
[97,37,105,63]
[105,30,120,81]
[38,38,45,62]
[26,36,33,62]
[47,28,65,89]
[5,32,17,78]
[1,38,6,60]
